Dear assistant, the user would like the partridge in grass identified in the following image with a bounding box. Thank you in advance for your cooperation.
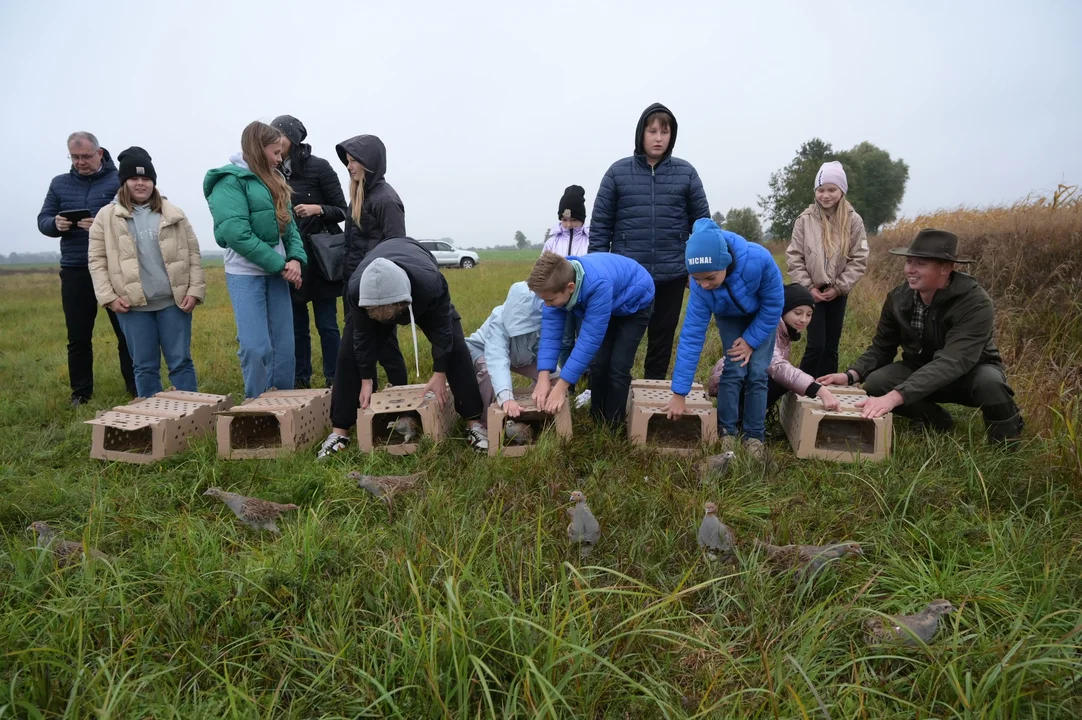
[754,539,863,579]
[697,451,736,483]
[347,470,424,517]
[865,599,957,646]
[697,502,735,561]
[388,416,422,443]
[504,420,534,446]
[27,521,109,566]
[566,490,601,558]
[203,487,299,534]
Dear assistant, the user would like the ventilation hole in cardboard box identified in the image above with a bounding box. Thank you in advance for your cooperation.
[104,425,153,454]
[815,418,875,454]
[646,414,705,448]
[374,410,424,445]
[229,414,282,449]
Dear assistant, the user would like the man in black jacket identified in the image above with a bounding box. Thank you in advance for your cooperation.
[272,115,348,389]
[317,238,488,456]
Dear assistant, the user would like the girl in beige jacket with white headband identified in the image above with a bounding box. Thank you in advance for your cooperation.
[785,160,868,378]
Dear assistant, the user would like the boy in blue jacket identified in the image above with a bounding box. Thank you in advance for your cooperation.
[529,252,654,426]
[665,218,784,457]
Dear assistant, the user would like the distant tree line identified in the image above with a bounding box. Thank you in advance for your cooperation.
[2,251,62,265]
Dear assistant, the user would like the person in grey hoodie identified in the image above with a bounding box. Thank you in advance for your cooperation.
[318,238,487,456]
[465,281,549,425]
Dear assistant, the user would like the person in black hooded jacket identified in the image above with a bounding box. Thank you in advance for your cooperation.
[322,134,409,442]
[271,115,348,388]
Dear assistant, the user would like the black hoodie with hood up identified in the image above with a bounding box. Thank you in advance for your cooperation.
[335,135,406,283]
[587,102,711,282]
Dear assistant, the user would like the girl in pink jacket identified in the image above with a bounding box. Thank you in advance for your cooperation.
[541,185,589,257]
[708,284,839,412]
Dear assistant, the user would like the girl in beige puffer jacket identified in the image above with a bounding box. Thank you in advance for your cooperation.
[785,161,868,380]
[88,147,204,397]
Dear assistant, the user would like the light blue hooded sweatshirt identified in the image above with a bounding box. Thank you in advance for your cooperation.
[465,282,544,405]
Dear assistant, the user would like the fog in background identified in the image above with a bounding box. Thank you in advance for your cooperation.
[3,0,1080,254]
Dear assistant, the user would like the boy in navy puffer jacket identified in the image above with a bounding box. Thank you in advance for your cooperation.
[529,252,654,426]
[589,103,710,382]
[664,218,784,458]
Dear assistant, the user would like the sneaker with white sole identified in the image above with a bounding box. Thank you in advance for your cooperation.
[465,424,489,452]
[317,432,350,459]
[719,434,737,453]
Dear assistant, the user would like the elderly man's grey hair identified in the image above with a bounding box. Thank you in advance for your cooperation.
[67,131,100,149]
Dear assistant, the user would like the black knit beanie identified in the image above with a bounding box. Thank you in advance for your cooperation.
[271,115,307,147]
[783,283,815,316]
[558,185,587,222]
[117,146,156,185]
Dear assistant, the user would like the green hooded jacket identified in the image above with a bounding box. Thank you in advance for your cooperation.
[203,155,306,273]
[848,272,1003,404]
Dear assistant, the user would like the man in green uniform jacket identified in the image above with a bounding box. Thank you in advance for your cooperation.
[819,228,1023,445]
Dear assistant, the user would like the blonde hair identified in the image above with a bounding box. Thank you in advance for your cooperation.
[528,252,576,294]
[117,184,163,213]
[350,172,366,225]
[818,196,853,257]
[241,121,293,232]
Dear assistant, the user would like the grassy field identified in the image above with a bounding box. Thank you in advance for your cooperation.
[1,245,1080,718]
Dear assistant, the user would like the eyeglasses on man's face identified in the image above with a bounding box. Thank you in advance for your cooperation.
[68,152,99,162]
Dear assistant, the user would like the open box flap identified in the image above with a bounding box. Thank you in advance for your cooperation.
[85,412,162,430]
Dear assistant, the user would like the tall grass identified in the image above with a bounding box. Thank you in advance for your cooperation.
[1,222,1081,717]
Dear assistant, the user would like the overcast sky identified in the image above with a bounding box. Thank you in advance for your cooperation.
[4,0,1080,254]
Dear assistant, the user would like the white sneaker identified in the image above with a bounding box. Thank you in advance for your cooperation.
[317,432,350,459]
[465,424,489,452]
[574,389,592,409]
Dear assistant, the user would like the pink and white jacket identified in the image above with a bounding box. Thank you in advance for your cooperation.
[542,224,589,257]
[707,319,821,399]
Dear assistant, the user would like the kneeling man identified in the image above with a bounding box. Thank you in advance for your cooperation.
[819,228,1023,445]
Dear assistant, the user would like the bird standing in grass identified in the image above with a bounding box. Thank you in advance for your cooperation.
[387,416,421,443]
[697,451,735,483]
[203,487,299,534]
[504,420,534,446]
[697,502,735,561]
[566,490,600,558]
[865,599,956,646]
[754,539,863,579]
[347,470,425,517]
[27,521,109,566]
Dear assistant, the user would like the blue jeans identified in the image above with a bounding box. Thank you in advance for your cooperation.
[225,273,295,398]
[715,314,776,441]
[293,296,340,387]
[115,305,197,397]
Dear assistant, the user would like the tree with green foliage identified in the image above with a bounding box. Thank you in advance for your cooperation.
[722,207,763,244]
[514,230,528,250]
[758,138,835,240]
[837,142,910,234]
[711,211,725,228]
[759,139,908,238]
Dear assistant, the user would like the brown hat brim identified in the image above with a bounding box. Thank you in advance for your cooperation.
[888,247,975,263]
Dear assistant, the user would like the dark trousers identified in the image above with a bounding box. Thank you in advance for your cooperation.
[329,312,411,429]
[863,361,1020,438]
[799,294,848,378]
[643,277,686,380]
[293,296,341,388]
[590,301,653,426]
[59,267,135,400]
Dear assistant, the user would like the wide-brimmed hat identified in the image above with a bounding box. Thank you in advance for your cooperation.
[888,228,974,263]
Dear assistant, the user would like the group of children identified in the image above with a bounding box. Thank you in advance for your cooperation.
[331,104,869,456]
